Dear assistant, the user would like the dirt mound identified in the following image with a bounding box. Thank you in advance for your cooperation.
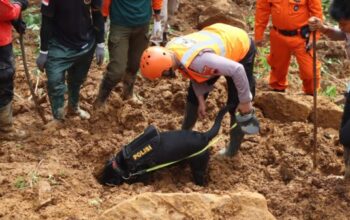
[100,192,275,220]
[2,0,350,219]
[255,91,343,129]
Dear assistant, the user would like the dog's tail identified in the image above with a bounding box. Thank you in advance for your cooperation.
[204,105,232,140]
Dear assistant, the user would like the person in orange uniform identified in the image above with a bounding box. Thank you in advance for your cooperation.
[255,0,323,94]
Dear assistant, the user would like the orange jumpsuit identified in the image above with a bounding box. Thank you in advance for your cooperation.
[255,0,323,94]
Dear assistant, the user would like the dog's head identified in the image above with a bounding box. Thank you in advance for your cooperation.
[98,157,124,186]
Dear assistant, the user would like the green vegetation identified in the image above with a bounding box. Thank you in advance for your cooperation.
[246,15,255,29]
[255,46,270,79]
[22,6,41,31]
[14,176,27,189]
[320,85,337,99]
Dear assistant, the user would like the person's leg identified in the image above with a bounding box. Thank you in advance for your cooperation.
[124,23,150,101]
[94,24,131,108]
[218,76,244,156]
[45,40,74,120]
[240,39,256,99]
[0,44,14,111]
[163,0,178,45]
[340,93,350,178]
[66,43,95,119]
[0,44,27,140]
[160,0,169,45]
[294,40,321,95]
[168,0,179,16]
[220,41,256,156]
[182,83,199,130]
[268,29,292,91]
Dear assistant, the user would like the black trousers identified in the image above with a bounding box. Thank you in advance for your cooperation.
[0,43,15,108]
[186,39,256,116]
[340,93,350,148]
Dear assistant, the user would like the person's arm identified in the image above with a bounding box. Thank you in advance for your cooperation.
[36,1,54,72]
[254,0,271,45]
[0,0,21,21]
[189,52,252,104]
[308,0,323,40]
[39,15,53,52]
[308,16,346,41]
[321,26,347,41]
[92,0,105,44]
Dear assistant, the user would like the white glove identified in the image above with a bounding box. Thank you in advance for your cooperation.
[236,109,260,135]
[151,19,163,43]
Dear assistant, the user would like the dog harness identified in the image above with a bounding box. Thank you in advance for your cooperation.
[117,123,237,179]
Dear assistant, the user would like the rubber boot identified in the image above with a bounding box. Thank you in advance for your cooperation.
[42,106,65,130]
[161,32,168,47]
[122,74,143,104]
[0,102,27,141]
[67,105,90,120]
[181,102,198,130]
[218,117,244,157]
[93,78,114,109]
[344,147,350,179]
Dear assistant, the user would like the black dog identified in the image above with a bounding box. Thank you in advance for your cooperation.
[98,105,231,186]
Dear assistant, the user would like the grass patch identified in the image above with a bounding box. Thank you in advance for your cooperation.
[14,176,27,189]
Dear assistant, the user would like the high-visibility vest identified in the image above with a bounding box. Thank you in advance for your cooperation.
[167,23,250,83]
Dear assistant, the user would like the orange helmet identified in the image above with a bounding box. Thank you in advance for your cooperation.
[140,46,173,80]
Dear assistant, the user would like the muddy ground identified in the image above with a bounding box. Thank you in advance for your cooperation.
[1,0,350,219]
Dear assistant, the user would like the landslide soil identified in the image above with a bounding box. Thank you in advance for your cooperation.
[1,0,350,219]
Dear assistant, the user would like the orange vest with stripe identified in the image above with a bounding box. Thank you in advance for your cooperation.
[166,23,250,83]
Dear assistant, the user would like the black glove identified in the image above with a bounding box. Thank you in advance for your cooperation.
[12,19,26,34]
[13,0,28,11]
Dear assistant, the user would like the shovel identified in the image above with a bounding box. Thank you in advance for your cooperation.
[312,31,318,169]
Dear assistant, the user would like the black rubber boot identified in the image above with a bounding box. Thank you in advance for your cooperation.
[93,78,114,109]
[219,117,244,157]
[0,102,27,140]
[181,102,198,130]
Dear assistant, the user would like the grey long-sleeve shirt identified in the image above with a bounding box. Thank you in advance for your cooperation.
[187,50,252,103]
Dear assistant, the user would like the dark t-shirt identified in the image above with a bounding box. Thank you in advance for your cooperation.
[41,0,102,50]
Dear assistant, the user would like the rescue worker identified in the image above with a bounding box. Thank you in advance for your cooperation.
[93,0,163,108]
[150,0,179,46]
[308,0,350,179]
[0,0,28,140]
[140,23,258,157]
[255,0,323,95]
[36,0,105,124]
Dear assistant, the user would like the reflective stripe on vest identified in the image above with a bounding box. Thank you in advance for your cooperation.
[180,30,226,65]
